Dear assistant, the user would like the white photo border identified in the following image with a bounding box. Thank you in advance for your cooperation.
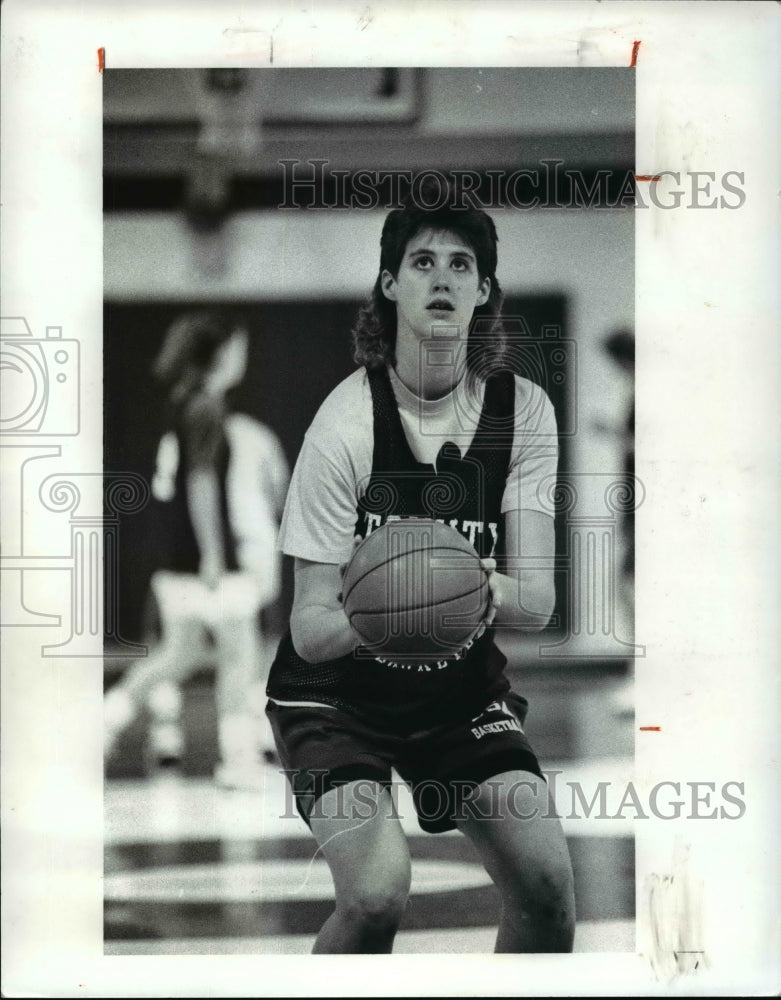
[1,1,779,996]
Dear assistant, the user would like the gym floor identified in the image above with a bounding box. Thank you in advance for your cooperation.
[104,653,635,955]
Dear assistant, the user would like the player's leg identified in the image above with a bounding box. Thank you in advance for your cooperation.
[309,781,411,954]
[455,769,575,953]
[145,679,186,767]
[266,702,408,952]
[141,584,185,768]
[213,613,264,786]
[104,617,206,762]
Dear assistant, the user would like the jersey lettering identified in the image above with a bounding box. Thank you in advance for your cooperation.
[358,512,499,557]
[365,512,382,535]
[471,718,523,740]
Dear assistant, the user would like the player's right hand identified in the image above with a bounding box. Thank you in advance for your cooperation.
[337,535,363,604]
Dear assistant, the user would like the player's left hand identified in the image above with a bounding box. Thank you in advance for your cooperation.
[479,557,502,628]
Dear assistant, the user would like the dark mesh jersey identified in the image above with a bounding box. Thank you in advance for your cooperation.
[267,367,516,733]
[154,393,239,574]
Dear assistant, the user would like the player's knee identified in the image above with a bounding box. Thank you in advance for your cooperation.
[341,880,410,933]
[537,858,576,927]
[504,853,575,924]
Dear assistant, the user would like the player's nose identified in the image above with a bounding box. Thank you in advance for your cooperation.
[431,270,451,292]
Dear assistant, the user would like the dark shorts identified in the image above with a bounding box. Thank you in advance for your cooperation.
[265,692,544,834]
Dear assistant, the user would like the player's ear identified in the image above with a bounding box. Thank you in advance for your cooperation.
[476,276,491,307]
[380,270,398,302]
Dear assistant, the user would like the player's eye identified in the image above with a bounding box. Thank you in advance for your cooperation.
[451,257,471,272]
[412,255,433,270]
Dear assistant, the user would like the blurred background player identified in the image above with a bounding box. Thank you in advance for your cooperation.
[104,310,289,788]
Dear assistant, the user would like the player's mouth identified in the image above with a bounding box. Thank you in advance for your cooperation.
[427,299,455,312]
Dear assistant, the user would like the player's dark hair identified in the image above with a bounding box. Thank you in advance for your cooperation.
[351,180,506,389]
[153,310,242,404]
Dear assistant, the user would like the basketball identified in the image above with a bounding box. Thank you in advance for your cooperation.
[341,518,490,658]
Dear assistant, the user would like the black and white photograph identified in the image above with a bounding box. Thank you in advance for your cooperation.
[1,2,779,997]
[101,65,637,957]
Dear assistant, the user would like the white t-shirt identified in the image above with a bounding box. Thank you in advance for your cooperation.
[279,366,558,566]
[153,411,290,599]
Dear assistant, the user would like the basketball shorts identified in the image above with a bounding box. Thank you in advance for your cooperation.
[266,692,544,834]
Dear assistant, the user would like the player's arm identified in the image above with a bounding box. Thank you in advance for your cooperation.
[282,375,373,662]
[484,380,558,631]
[290,557,361,663]
[258,427,291,521]
[483,508,556,632]
[184,395,226,589]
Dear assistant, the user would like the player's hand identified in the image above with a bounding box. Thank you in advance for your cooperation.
[199,552,224,591]
[479,557,502,628]
[337,535,363,604]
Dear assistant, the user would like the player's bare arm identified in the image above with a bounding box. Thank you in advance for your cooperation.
[291,557,361,663]
[482,508,555,631]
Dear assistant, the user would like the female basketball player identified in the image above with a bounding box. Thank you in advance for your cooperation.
[104,311,289,788]
[266,186,575,952]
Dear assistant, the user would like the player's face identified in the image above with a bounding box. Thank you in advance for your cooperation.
[380,228,491,349]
